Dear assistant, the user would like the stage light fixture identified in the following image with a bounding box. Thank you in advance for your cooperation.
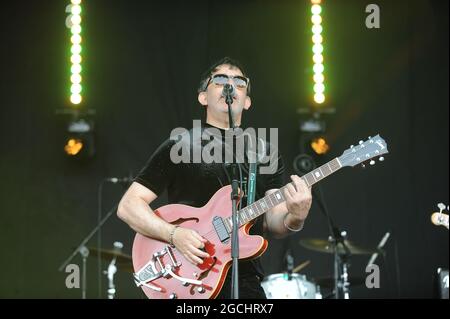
[310,137,330,155]
[64,118,95,159]
[311,0,326,105]
[67,0,83,107]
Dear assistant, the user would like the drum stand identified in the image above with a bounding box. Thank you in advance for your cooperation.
[104,241,123,299]
[310,179,352,299]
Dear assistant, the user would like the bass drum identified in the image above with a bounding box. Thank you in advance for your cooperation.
[261,273,321,299]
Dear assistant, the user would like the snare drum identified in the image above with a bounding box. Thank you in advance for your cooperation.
[261,273,320,299]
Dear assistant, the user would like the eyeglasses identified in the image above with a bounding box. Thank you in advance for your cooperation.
[206,74,250,89]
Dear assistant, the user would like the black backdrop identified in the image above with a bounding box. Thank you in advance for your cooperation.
[0,0,448,298]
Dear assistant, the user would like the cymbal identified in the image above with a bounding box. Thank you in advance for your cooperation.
[87,247,133,271]
[314,276,366,288]
[293,260,311,273]
[299,238,377,255]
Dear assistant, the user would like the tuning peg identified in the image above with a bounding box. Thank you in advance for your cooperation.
[368,136,372,139]
[361,163,366,168]
[359,140,363,145]
[370,160,375,165]
[350,145,354,148]
[379,157,384,162]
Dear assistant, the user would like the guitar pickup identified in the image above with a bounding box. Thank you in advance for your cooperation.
[212,216,230,243]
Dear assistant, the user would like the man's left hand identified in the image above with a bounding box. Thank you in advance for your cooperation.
[283,175,312,222]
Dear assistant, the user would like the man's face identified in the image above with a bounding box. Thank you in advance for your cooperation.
[198,64,251,120]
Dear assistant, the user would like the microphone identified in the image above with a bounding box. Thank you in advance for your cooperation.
[222,83,236,105]
[366,232,390,268]
[105,177,133,184]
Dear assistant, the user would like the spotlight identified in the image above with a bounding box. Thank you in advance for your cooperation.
[310,136,330,155]
[64,138,83,156]
[297,115,331,158]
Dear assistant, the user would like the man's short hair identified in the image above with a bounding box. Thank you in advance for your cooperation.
[198,57,251,95]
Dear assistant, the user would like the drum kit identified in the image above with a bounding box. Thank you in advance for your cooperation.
[261,236,379,299]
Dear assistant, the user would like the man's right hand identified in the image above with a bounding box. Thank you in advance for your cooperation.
[172,227,210,265]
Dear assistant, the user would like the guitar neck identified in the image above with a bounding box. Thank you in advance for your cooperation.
[227,157,343,228]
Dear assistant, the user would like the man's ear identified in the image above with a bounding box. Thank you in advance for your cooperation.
[198,91,208,106]
[244,96,252,110]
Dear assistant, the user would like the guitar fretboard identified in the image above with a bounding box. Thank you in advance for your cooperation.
[223,157,342,232]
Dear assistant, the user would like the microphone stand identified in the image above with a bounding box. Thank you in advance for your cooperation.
[225,87,240,300]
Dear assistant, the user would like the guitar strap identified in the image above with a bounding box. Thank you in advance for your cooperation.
[247,163,256,205]
[245,134,258,205]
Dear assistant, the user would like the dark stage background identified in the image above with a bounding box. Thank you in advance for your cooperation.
[0,0,448,298]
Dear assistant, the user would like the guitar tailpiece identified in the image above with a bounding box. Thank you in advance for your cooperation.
[133,245,202,292]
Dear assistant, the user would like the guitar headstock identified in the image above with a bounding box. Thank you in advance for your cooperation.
[338,134,389,168]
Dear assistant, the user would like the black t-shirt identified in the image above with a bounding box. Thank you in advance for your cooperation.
[134,122,285,280]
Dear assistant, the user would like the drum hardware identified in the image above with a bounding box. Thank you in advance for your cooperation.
[299,238,377,255]
[293,260,311,273]
[88,245,133,273]
[300,232,378,299]
[101,242,123,299]
[261,273,321,299]
[314,276,365,288]
[261,253,318,299]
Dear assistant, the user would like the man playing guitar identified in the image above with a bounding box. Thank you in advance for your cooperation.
[117,57,312,298]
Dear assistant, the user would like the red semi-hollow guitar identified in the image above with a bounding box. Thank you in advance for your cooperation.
[132,135,388,299]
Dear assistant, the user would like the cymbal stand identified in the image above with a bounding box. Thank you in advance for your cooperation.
[329,229,352,299]
[306,158,352,299]
[80,245,89,299]
[104,241,123,299]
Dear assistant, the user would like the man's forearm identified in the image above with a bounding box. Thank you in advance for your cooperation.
[117,196,174,242]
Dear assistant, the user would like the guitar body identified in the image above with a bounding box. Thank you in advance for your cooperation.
[132,185,268,299]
